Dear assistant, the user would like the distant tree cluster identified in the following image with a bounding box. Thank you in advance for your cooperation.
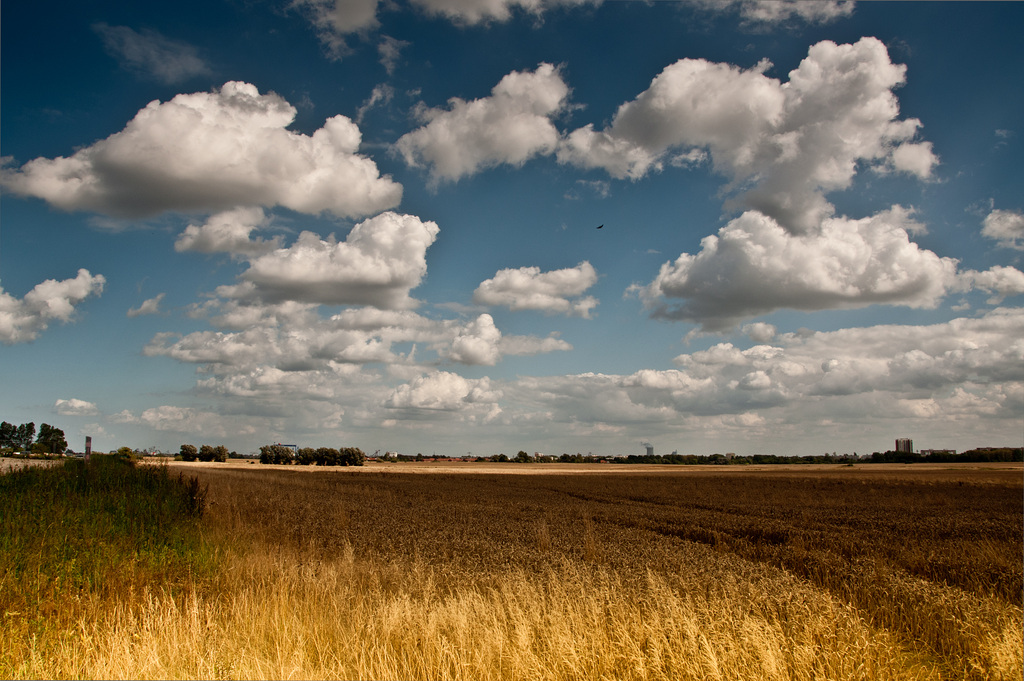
[259,445,365,466]
[375,448,1024,466]
[178,444,229,462]
[1,421,67,455]
[870,448,1023,464]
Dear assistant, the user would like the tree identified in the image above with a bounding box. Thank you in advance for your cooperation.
[316,447,340,466]
[259,444,294,465]
[339,447,365,466]
[14,422,35,451]
[35,423,67,455]
[0,421,16,449]
[179,444,198,461]
[213,445,228,462]
[515,450,531,463]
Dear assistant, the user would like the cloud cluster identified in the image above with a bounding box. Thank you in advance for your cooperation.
[1,82,402,219]
[506,307,1024,439]
[634,207,959,331]
[0,270,106,344]
[395,63,570,183]
[146,306,569,375]
[559,37,935,235]
[982,208,1024,250]
[473,261,598,317]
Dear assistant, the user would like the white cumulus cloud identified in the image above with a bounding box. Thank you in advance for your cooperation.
[473,261,598,317]
[558,37,936,236]
[238,212,439,308]
[55,398,101,416]
[445,314,504,365]
[635,207,958,332]
[982,208,1024,250]
[395,63,570,183]
[386,371,502,415]
[175,207,280,258]
[1,82,402,219]
[506,308,1024,438]
[438,313,573,366]
[0,270,106,344]
[956,266,1024,304]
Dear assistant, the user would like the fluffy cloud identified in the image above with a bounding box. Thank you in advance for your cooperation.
[439,313,572,365]
[385,371,502,417]
[395,63,570,183]
[445,314,504,365]
[127,293,166,318]
[175,207,280,258]
[742,322,777,342]
[55,398,101,416]
[0,270,106,344]
[634,207,958,332]
[147,303,569,379]
[93,23,211,84]
[237,212,439,308]
[558,37,936,236]
[982,208,1024,250]
[507,308,1024,436]
[956,266,1024,304]
[676,308,1024,402]
[1,82,401,219]
[473,261,598,317]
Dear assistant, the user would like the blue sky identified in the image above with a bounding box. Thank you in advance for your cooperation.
[2,0,1022,457]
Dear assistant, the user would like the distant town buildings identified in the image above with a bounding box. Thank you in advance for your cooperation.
[895,438,914,453]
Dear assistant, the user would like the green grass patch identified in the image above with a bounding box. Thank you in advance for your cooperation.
[0,456,217,667]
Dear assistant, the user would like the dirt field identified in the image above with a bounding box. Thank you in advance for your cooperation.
[158,457,1024,484]
[0,457,63,473]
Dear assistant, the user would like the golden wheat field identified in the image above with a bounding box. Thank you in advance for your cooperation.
[3,460,1022,680]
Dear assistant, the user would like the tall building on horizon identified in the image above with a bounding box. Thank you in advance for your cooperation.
[896,438,914,453]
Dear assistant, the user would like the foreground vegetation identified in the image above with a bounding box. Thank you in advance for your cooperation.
[2,460,1021,679]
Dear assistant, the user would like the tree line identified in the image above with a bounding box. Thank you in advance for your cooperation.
[0,421,68,455]
[178,444,232,462]
[259,444,365,466]
[378,448,1022,465]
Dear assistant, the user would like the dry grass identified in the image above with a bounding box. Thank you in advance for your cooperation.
[3,462,1021,680]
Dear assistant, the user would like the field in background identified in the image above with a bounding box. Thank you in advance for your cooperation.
[2,460,1021,679]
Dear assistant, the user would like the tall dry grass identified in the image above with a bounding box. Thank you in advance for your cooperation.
[3,463,1021,680]
[29,548,947,680]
